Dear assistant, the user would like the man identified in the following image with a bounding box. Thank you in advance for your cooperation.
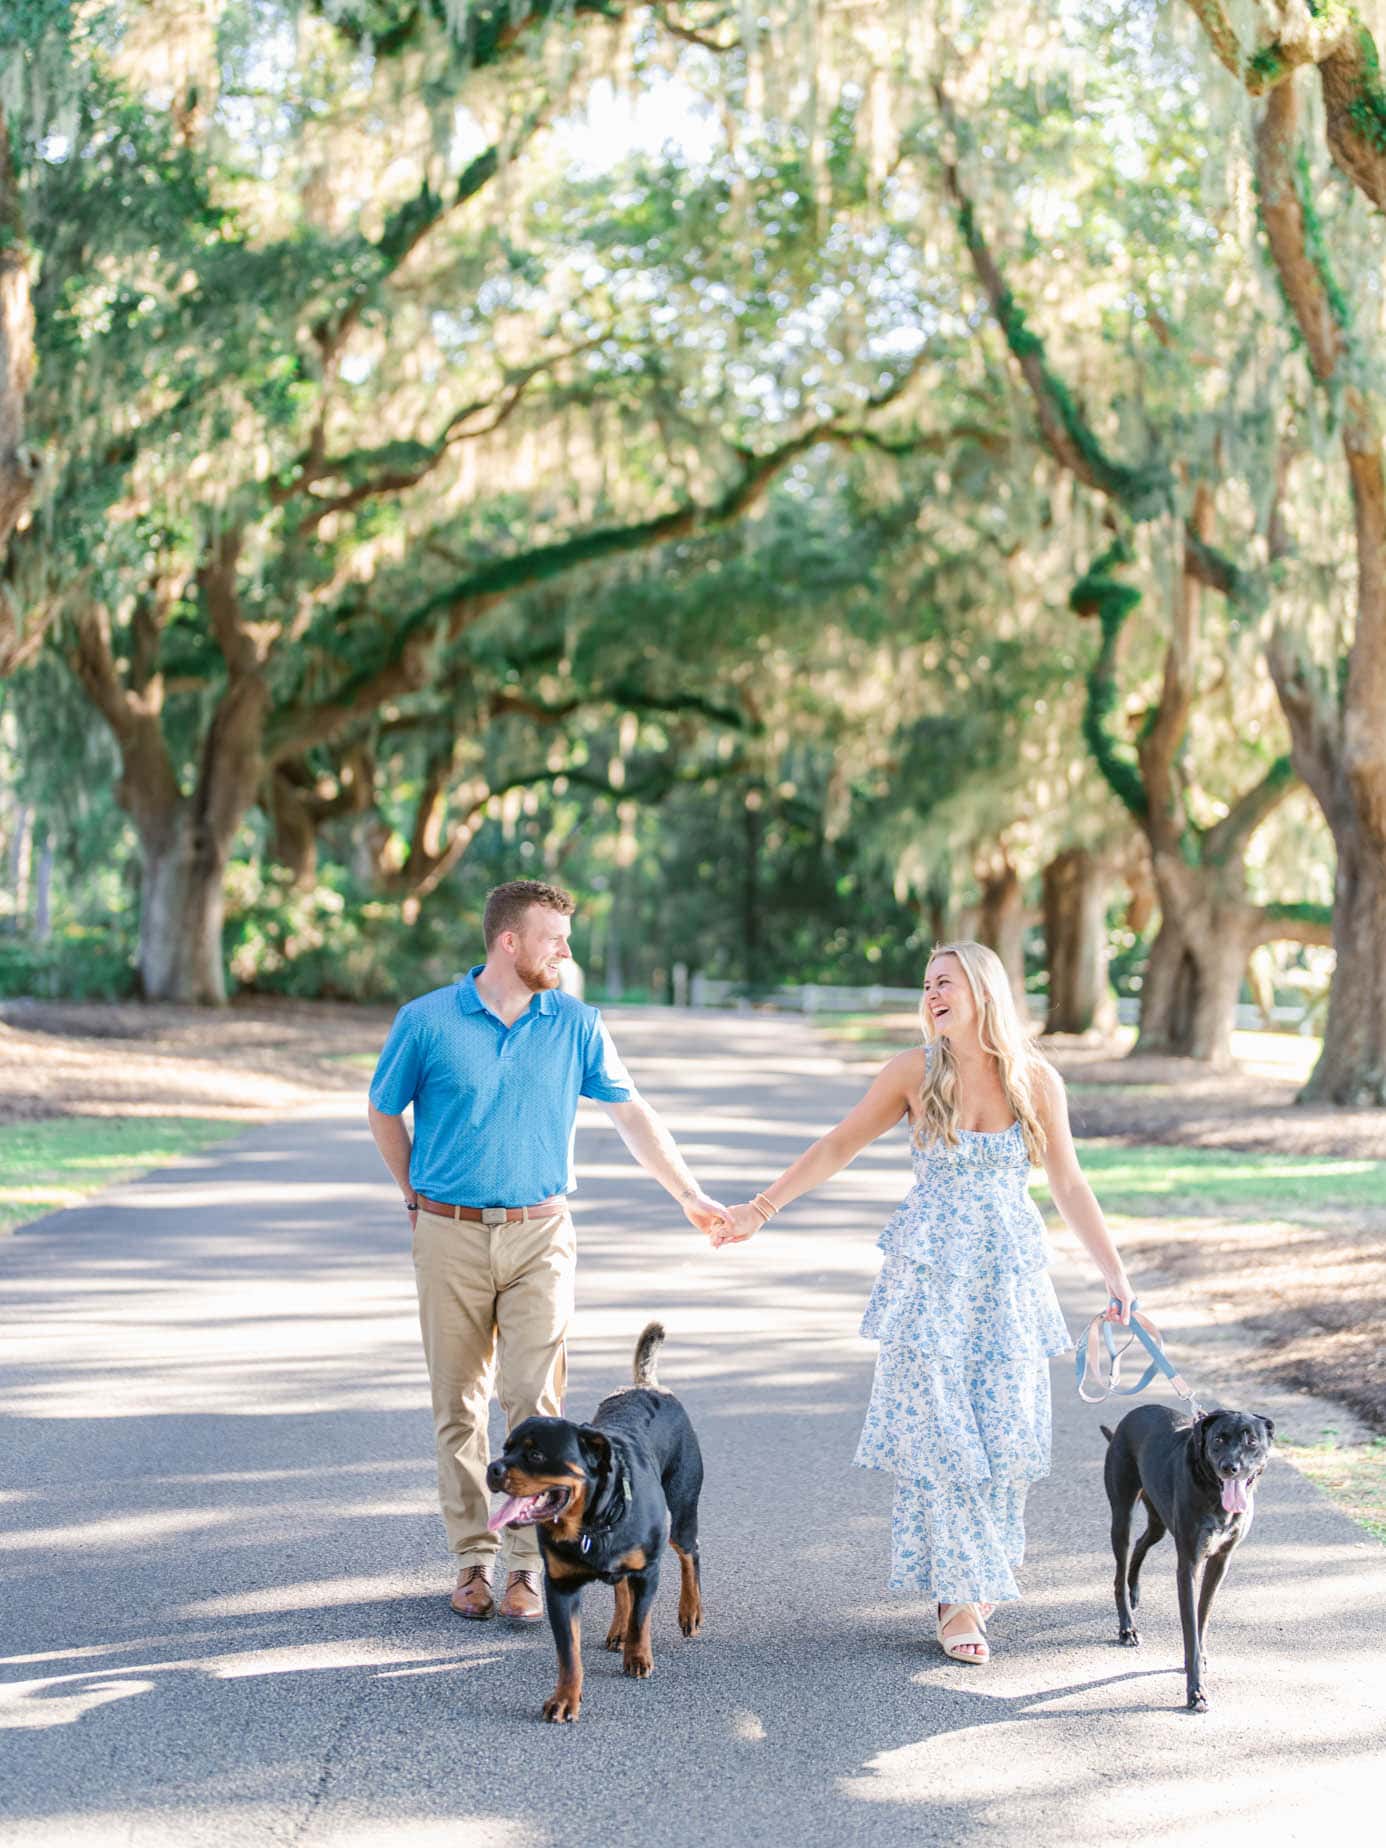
[368,878,727,1622]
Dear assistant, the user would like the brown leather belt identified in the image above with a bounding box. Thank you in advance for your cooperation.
[415,1192,567,1225]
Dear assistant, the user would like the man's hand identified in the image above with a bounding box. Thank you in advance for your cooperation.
[711,1203,761,1247]
[681,1191,730,1239]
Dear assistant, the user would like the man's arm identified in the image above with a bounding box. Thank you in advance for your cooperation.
[368,1102,419,1223]
[602,1094,727,1236]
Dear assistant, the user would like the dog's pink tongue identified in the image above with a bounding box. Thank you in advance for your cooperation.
[1221,1477,1250,1514]
[487,1494,533,1532]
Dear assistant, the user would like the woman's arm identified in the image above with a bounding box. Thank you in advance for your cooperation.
[713,1049,923,1245]
[1034,1063,1134,1322]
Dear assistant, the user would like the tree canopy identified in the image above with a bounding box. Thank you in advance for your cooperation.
[1,0,1380,1096]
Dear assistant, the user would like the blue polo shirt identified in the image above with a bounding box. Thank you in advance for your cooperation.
[368,968,634,1206]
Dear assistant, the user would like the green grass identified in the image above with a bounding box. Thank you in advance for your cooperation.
[1067,1081,1168,1099]
[1034,1144,1386,1216]
[1279,1439,1386,1545]
[0,1116,247,1234]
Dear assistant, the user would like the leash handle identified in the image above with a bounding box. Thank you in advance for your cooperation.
[1074,1299,1200,1408]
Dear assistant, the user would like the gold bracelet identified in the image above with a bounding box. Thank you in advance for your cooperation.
[751,1192,779,1223]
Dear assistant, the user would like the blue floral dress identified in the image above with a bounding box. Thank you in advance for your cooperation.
[853,1112,1071,1603]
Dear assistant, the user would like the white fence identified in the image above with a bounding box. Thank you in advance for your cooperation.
[1114,997,1311,1032]
[686,975,922,1014]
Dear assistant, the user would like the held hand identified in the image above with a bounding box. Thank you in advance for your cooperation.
[1104,1276,1135,1326]
[711,1202,762,1248]
[682,1191,731,1238]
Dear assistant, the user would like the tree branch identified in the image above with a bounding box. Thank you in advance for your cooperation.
[68,605,182,842]
[266,356,933,761]
[1267,621,1343,817]
[1185,2,1386,213]
[939,89,1267,621]
[312,121,541,366]
[1204,755,1297,863]
[317,1,628,65]
[936,92,1168,518]
[652,5,738,53]
[1253,900,1336,948]
[1256,76,1386,845]
[0,98,37,566]
[283,341,601,535]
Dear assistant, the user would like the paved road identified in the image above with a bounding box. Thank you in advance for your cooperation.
[3,1011,1384,1847]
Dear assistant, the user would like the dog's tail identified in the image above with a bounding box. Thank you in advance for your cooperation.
[633,1321,666,1390]
[1100,1424,1115,1444]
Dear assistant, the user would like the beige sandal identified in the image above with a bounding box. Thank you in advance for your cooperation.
[936,1602,990,1664]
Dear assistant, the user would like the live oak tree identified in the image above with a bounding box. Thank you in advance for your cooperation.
[912,18,1334,1067]
[4,0,946,1001]
[1185,0,1386,1101]
[0,1,75,652]
[0,97,36,579]
[1,0,1358,1040]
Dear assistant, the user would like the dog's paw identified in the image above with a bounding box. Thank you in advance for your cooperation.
[542,1690,581,1723]
[622,1647,655,1679]
[679,1605,702,1638]
[602,1625,624,1652]
[1187,1689,1208,1713]
[1117,1627,1141,1647]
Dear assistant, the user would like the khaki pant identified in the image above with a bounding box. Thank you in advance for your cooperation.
[411,1206,576,1568]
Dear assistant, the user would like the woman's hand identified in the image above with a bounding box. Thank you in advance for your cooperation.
[712,1203,762,1247]
[1103,1275,1135,1326]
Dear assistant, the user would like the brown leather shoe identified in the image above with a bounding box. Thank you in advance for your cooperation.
[498,1568,543,1623]
[450,1564,494,1619]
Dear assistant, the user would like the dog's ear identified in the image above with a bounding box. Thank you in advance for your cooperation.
[1188,1413,1213,1471]
[1254,1413,1276,1445]
[577,1425,610,1473]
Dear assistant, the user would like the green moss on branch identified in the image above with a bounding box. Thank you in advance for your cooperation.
[1072,539,1148,819]
[954,202,1168,520]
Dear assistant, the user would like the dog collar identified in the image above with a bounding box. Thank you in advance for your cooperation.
[586,1462,634,1537]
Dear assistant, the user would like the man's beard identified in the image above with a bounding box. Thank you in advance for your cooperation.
[515,954,561,993]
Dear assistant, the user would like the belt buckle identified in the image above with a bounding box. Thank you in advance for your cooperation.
[480,1206,509,1228]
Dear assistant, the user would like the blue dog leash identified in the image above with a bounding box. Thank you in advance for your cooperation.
[1075,1299,1205,1418]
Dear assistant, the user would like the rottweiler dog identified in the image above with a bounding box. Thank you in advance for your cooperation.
[1102,1403,1274,1711]
[485,1321,703,1723]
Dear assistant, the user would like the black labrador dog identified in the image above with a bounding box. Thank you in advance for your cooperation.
[1102,1403,1274,1711]
[485,1321,703,1723]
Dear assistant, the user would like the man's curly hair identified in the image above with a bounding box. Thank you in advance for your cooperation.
[482,879,576,949]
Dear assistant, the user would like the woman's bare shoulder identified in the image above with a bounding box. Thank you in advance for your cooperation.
[881,1045,927,1090]
[1028,1054,1067,1112]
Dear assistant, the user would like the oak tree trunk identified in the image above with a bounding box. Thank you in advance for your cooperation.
[266,770,320,890]
[1303,820,1386,1103]
[976,860,1027,1013]
[1043,849,1115,1035]
[0,101,36,562]
[137,803,233,1005]
[1134,882,1259,1069]
[1132,915,1188,1054]
[33,835,53,943]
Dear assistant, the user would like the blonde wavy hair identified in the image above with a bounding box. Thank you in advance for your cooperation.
[914,940,1049,1165]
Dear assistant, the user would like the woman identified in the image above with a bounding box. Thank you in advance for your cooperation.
[715,941,1133,1663]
